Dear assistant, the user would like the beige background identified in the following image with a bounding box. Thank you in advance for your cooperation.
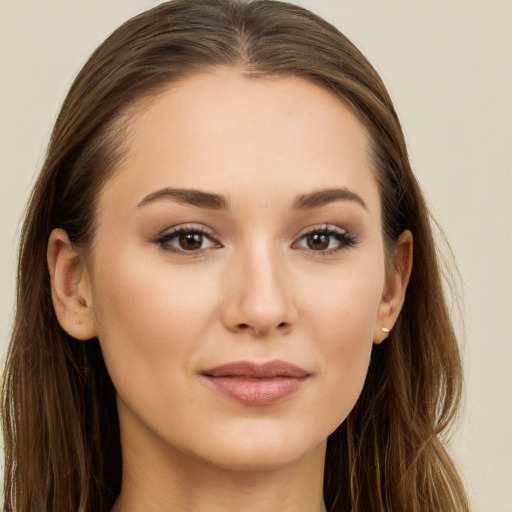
[1,1,511,511]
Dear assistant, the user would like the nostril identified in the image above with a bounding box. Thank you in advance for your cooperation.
[235,322,288,333]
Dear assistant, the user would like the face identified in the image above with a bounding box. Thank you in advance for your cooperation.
[85,70,390,471]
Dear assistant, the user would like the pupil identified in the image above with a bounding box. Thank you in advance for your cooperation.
[179,232,203,250]
[308,233,329,250]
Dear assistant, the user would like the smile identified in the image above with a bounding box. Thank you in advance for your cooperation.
[201,360,310,406]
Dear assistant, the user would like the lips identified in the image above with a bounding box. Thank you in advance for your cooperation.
[201,360,310,405]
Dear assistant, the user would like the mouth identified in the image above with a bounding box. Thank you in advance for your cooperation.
[200,360,310,406]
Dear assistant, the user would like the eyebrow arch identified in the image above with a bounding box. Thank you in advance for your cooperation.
[137,187,229,210]
[137,186,367,212]
[293,187,368,211]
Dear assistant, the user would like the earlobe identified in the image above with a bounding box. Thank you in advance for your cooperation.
[374,230,413,344]
[47,228,97,340]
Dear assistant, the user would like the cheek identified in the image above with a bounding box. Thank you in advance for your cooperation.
[89,246,217,402]
[303,249,384,349]
[301,256,384,429]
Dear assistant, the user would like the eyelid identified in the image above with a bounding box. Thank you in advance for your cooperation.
[151,222,357,257]
[155,223,217,240]
[297,224,349,237]
[153,223,222,255]
[292,224,358,255]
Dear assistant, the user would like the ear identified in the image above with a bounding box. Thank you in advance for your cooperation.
[374,230,413,344]
[47,228,97,340]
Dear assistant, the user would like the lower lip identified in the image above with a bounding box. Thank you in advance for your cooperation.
[203,376,308,405]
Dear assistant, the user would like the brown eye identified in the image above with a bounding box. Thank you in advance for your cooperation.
[306,233,330,251]
[179,232,204,251]
[294,226,358,254]
[156,227,218,254]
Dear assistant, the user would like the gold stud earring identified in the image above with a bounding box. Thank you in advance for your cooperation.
[381,326,390,333]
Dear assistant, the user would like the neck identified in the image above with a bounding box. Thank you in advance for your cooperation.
[112,423,328,512]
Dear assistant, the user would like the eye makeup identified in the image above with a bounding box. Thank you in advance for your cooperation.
[154,224,222,256]
[293,224,359,256]
[152,221,358,259]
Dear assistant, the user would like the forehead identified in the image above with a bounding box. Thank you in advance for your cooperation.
[100,69,380,215]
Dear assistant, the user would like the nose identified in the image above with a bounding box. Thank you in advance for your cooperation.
[221,242,298,337]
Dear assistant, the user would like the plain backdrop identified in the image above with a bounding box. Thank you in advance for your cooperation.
[1,1,511,511]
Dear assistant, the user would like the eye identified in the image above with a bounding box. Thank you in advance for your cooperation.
[155,226,220,254]
[294,226,357,254]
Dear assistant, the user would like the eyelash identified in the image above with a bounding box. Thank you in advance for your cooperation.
[154,224,358,256]
[293,225,359,256]
[154,225,221,257]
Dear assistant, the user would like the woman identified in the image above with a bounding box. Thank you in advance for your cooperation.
[1,0,470,511]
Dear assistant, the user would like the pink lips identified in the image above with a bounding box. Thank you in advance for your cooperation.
[201,360,310,405]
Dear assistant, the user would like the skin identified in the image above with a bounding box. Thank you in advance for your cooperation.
[48,69,412,512]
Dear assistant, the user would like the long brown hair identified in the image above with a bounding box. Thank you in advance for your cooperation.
[2,1,469,511]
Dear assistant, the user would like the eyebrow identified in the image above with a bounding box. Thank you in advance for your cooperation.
[137,187,229,210]
[136,186,367,211]
[293,188,368,211]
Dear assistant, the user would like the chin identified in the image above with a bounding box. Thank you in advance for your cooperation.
[200,446,323,473]
[185,424,329,473]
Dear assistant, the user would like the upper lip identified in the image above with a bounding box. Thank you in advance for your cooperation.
[202,360,310,379]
